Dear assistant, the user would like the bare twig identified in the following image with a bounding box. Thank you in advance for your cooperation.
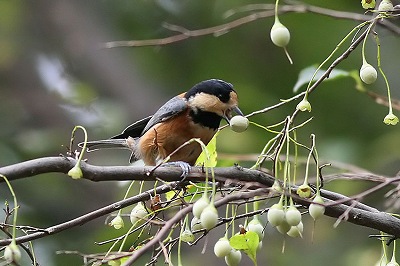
[103,3,400,49]
[103,11,274,48]
[121,189,268,266]
[0,181,174,246]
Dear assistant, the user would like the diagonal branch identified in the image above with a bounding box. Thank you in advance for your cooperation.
[121,189,269,266]
[0,180,174,246]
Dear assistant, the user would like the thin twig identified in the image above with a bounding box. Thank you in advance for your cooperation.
[0,182,174,246]
[121,189,267,265]
[103,3,400,48]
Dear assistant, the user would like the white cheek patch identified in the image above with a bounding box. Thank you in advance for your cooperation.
[188,93,225,116]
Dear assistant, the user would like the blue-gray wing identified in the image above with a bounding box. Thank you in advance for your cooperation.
[83,96,187,161]
[142,96,187,134]
[111,116,152,139]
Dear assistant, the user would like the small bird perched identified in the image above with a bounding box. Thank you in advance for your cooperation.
[82,79,243,170]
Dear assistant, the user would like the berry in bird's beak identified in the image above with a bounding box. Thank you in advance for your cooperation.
[230,115,249,133]
[223,106,244,123]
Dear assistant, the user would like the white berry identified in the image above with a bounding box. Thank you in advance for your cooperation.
[229,116,249,133]
[200,204,218,230]
[193,196,209,218]
[225,249,242,266]
[4,243,21,263]
[270,21,290,47]
[214,237,232,258]
[181,229,195,243]
[360,62,377,84]
[246,217,264,240]
[130,203,148,225]
[276,219,291,234]
[110,215,124,229]
[378,0,394,11]
[285,206,302,226]
[190,216,203,231]
[268,203,285,226]
[309,195,325,220]
[287,221,304,238]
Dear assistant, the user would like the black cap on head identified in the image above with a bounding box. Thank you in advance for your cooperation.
[185,79,234,103]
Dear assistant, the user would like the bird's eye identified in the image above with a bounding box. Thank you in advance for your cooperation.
[217,93,229,103]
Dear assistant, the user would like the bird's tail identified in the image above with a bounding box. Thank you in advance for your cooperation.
[79,139,130,152]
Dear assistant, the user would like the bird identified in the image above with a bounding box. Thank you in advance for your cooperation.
[81,79,243,173]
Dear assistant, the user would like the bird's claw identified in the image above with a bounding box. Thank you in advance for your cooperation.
[162,161,191,180]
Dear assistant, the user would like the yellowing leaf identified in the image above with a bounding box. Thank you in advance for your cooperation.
[195,132,218,167]
[229,231,259,266]
[166,185,195,201]
[165,191,176,201]
[361,0,376,9]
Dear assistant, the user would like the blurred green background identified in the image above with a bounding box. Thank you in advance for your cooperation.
[1,0,400,265]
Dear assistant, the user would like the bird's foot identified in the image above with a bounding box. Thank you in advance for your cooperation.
[162,161,191,180]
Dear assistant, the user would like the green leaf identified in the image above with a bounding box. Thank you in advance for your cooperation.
[195,133,218,167]
[229,234,249,250]
[166,183,203,201]
[229,231,259,266]
[165,190,175,201]
[293,65,350,92]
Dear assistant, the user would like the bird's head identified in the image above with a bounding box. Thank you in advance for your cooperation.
[185,79,243,124]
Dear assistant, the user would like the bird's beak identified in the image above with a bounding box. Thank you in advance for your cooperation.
[223,106,244,123]
[233,106,244,116]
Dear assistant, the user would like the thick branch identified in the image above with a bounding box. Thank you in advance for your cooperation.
[0,156,274,185]
[1,156,400,246]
